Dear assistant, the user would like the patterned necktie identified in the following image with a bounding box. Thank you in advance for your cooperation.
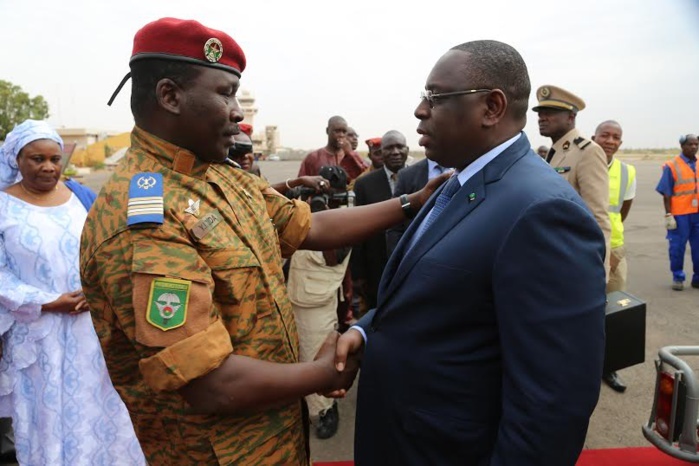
[420,175,462,233]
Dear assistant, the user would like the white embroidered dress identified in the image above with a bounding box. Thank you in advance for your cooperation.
[0,192,145,465]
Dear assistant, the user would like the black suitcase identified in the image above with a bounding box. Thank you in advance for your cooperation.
[604,290,646,373]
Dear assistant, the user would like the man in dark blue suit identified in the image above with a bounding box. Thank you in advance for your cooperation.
[333,40,607,465]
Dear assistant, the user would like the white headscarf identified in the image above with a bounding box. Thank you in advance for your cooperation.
[0,119,64,189]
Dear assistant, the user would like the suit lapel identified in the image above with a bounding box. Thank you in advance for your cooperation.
[379,172,486,305]
[376,133,532,312]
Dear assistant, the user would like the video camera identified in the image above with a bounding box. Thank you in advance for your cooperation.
[287,165,355,212]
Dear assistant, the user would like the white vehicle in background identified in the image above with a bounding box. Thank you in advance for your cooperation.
[643,346,699,463]
[268,154,281,161]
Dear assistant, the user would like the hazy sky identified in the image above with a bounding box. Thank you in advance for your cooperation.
[1,0,697,150]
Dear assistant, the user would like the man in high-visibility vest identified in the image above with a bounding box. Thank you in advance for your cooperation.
[655,134,699,291]
[593,120,636,393]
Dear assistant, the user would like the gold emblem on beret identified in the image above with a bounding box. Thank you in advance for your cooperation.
[540,87,551,98]
[204,38,223,63]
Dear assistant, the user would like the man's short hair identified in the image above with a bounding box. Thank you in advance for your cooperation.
[450,40,531,121]
[595,120,622,134]
[130,59,201,121]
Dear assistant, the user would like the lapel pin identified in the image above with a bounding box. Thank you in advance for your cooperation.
[468,192,476,202]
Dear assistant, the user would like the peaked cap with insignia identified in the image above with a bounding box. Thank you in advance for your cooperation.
[108,17,246,105]
[532,85,586,114]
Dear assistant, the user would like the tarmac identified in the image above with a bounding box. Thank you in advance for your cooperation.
[80,156,697,462]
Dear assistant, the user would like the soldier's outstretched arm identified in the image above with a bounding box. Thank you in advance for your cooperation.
[301,171,449,250]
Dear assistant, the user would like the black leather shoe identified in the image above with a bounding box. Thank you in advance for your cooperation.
[316,401,339,439]
[603,371,627,393]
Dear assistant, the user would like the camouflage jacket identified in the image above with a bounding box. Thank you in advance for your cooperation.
[80,127,311,465]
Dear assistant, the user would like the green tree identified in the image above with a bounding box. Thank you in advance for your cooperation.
[0,80,50,140]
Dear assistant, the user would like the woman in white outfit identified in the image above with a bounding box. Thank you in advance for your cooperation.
[0,120,145,465]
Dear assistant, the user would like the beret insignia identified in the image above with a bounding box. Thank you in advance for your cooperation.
[204,38,223,63]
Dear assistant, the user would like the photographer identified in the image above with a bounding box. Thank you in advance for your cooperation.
[229,125,328,193]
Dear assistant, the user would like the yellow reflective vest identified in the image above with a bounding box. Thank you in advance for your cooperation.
[608,158,636,248]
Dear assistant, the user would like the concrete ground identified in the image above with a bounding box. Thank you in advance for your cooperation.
[80,157,696,462]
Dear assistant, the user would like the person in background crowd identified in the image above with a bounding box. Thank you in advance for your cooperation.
[352,130,409,311]
[593,120,636,393]
[333,40,606,466]
[534,85,611,278]
[0,119,144,465]
[83,18,448,464]
[229,123,327,194]
[656,134,699,290]
[347,127,359,151]
[297,116,368,182]
[229,123,261,175]
[365,137,384,171]
[537,145,549,158]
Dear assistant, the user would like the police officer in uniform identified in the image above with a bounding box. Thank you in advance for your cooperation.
[534,85,611,277]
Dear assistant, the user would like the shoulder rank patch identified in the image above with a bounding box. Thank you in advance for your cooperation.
[574,137,592,150]
[146,277,190,331]
[128,172,164,227]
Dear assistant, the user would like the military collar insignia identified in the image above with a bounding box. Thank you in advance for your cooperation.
[184,198,201,217]
[127,172,164,227]
[562,141,571,151]
[146,277,190,331]
[204,38,223,63]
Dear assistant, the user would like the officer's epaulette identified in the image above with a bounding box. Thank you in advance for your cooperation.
[573,137,592,150]
[127,172,164,227]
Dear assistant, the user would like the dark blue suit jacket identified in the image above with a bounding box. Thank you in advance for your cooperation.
[355,134,606,466]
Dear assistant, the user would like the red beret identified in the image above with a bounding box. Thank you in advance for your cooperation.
[239,123,253,136]
[107,17,246,106]
[365,137,382,148]
[130,18,246,76]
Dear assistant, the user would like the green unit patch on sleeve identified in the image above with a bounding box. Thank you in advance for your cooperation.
[147,277,191,331]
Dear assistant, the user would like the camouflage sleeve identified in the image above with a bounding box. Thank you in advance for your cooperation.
[260,185,312,258]
[85,227,233,393]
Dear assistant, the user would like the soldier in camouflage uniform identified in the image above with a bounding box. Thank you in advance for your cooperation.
[81,17,445,465]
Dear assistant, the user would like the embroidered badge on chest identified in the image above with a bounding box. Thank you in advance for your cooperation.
[146,278,191,331]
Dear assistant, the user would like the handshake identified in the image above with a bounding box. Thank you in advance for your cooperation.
[665,214,677,230]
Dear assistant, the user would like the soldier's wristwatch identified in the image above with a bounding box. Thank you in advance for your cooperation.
[400,194,416,219]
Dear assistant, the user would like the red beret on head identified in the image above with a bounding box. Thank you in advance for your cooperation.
[366,137,382,148]
[239,123,253,136]
[131,17,246,76]
[107,17,246,106]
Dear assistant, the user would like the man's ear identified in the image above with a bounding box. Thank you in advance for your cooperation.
[155,78,182,115]
[482,89,507,127]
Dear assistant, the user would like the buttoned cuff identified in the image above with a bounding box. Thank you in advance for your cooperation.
[139,319,233,392]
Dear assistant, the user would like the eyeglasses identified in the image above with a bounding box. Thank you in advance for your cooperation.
[420,89,492,108]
